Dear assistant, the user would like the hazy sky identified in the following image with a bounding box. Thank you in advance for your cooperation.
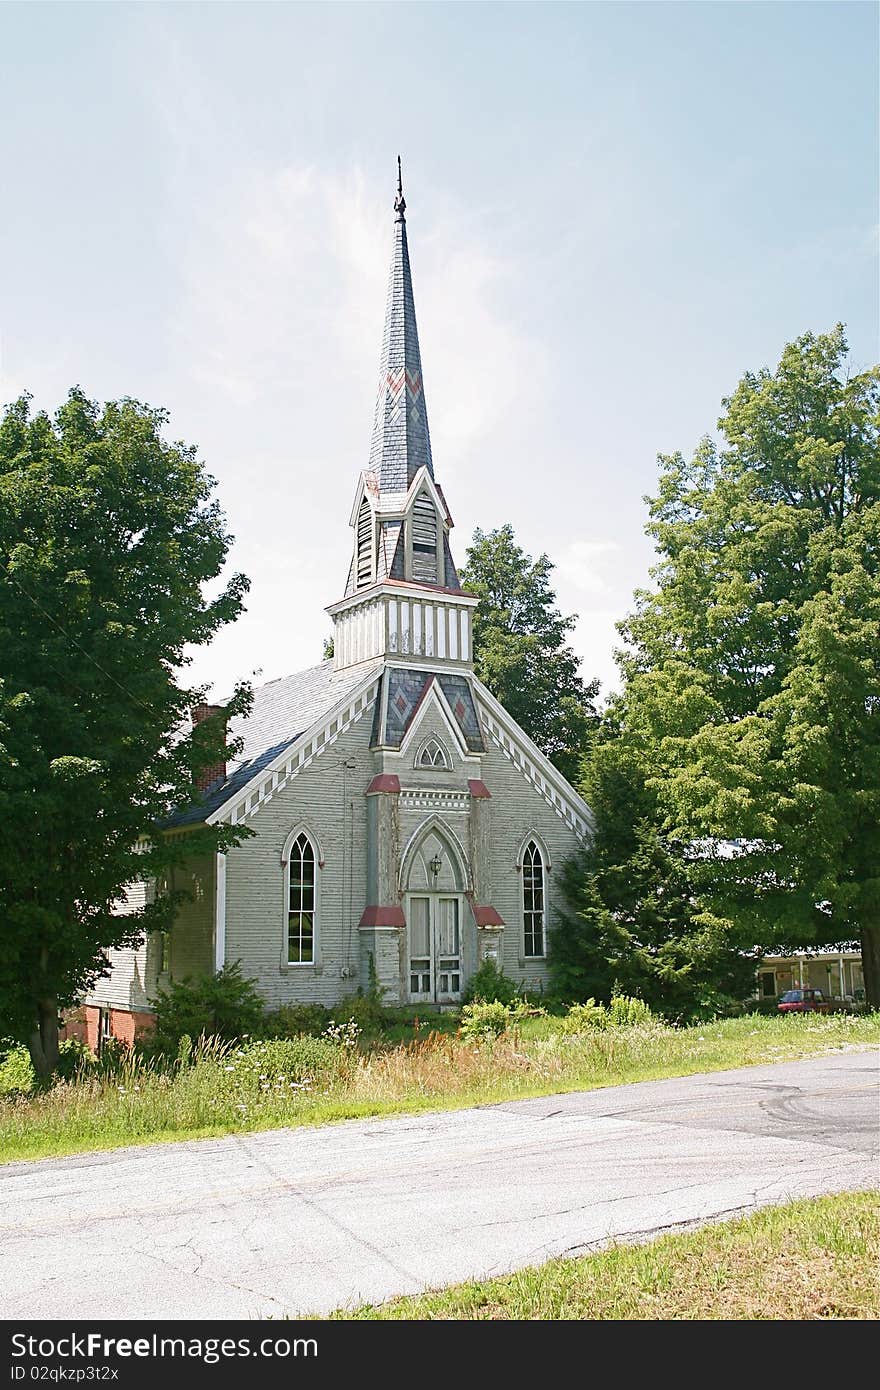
[1,1,877,701]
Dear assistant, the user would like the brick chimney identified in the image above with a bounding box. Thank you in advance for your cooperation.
[192,703,227,795]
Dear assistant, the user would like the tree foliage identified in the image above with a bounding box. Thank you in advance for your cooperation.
[549,730,755,1019]
[617,326,880,1004]
[0,389,251,1077]
[460,523,599,781]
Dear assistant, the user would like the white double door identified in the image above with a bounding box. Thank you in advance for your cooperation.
[407,894,462,1003]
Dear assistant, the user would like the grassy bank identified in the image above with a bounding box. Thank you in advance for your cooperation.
[0,1011,873,1162]
[1,1012,877,1164]
[332,1192,880,1320]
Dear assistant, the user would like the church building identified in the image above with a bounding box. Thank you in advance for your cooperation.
[83,169,591,1044]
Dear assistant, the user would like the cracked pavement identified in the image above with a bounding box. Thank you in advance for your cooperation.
[1,1052,877,1319]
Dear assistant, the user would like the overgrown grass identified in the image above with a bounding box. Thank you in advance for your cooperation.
[332,1192,880,1320]
[1,1012,877,1165]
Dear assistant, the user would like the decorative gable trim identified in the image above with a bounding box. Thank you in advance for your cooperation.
[206,669,382,828]
[474,678,593,839]
[400,466,452,529]
[347,470,379,529]
[397,679,469,760]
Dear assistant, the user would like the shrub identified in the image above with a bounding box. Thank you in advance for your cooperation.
[57,1039,94,1080]
[153,961,265,1053]
[459,1000,511,1040]
[463,959,520,1007]
[608,994,654,1027]
[238,1036,342,1084]
[264,1003,332,1038]
[559,999,608,1034]
[331,968,388,1033]
[0,1044,35,1095]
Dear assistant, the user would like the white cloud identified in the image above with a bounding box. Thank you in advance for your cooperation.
[570,609,624,700]
[556,539,620,595]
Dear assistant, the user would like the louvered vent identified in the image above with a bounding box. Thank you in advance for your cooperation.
[411,493,437,583]
[356,499,373,589]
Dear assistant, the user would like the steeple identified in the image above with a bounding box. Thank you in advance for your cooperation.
[329,163,476,672]
[368,157,433,490]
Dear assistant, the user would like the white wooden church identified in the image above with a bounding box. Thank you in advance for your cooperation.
[84,169,591,1043]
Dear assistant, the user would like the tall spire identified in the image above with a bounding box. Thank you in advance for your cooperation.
[330,161,472,655]
[367,158,433,491]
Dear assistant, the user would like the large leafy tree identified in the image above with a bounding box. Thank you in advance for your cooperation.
[619,326,880,1004]
[460,524,599,781]
[549,727,755,1019]
[0,389,251,1078]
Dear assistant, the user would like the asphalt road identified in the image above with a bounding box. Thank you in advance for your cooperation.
[1,1051,877,1319]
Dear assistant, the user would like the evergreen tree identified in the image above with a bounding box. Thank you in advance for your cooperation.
[549,730,754,1019]
[618,326,880,1004]
[461,523,599,781]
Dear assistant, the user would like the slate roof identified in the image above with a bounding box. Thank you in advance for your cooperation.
[170,658,383,826]
[367,169,434,493]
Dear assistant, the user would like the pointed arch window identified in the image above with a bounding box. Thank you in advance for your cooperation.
[287,832,317,964]
[416,736,450,770]
[522,840,546,958]
[411,492,438,583]
[356,498,373,590]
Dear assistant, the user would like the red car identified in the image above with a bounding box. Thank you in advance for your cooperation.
[777,988,832,1013]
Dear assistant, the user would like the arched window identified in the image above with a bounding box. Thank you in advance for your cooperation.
[287,832,317,964]
[522,840,545,958]
[411,492,437,583]
[356,498,373,590]
[416,736,450,769]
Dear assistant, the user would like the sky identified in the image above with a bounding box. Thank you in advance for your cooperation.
[1,1,877,703]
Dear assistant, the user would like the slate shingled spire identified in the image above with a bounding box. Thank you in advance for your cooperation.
[367,158,434,491]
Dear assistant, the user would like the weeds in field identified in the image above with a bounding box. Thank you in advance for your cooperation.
[1,1010,877,1164]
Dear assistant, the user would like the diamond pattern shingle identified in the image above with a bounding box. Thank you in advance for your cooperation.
[367,198,433,493]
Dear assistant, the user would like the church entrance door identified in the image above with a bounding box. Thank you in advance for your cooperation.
[406,894,462,1004]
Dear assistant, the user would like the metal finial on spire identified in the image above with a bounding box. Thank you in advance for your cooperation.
[394,154,406,221]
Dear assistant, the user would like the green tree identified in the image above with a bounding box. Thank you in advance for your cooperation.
[549,729,755,1019]
[618,326,880,1004]
[0,388,252,1079]
[460,524,599,781]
